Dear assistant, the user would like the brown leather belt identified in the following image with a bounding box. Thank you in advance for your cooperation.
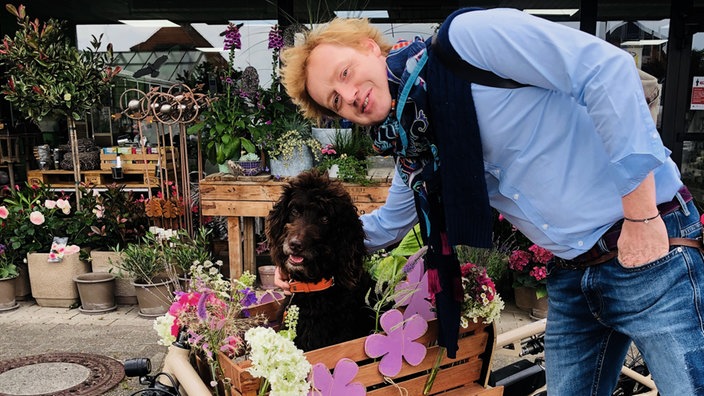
[554,186,701,270]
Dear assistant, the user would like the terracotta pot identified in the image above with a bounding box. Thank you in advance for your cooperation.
[257,265,277,290]
[514,286,548,319]
[132,277,175,318]
[90,250,138,305]
[27,252,90,307]
[74,272,117,314]
[0,276,18,311]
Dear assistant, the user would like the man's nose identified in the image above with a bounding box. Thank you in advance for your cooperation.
[339,84,357,105]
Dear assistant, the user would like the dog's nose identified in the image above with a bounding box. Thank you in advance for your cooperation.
[288,238,303,254]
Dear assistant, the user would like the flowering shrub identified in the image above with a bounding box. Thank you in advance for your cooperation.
[244,326,311,396]
[459,262,505,326]
[508,244,553,298]
[0,183,101,262]
[154,261,266,394]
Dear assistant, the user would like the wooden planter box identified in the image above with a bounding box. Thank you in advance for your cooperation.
[217,314,502,396]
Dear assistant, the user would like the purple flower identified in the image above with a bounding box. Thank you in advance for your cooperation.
[364,309,428,377]
[196,291,210,320]
[308,359,365,396]
[239,287,257,307]
[268,25,284,50]
[223,23,241,50]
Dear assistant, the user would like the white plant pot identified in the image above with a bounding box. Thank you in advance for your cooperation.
[312,127,352,147]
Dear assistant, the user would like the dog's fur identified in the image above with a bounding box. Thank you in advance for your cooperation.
[265,171,375,351]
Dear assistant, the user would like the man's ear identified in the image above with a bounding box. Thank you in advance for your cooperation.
[362,38,381,55]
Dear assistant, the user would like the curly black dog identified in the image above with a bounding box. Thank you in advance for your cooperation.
[265,170,375,351]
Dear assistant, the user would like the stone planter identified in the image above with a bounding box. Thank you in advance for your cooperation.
[132,277,175,318]
[27,252,90,308]
[74,272,117,314]
[90,250,138,305]
[0,275,18,311]
[269,145,314,177]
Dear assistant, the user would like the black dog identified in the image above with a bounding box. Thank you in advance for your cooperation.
[265,171,375,351]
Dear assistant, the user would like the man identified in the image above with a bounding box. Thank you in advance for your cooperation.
[280,7,704,395]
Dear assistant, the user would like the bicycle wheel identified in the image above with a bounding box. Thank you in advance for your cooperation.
[612,343,650,396]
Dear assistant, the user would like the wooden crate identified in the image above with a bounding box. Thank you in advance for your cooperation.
[27,168,170,189]
[99,146,179,171]
[218,310,501,396]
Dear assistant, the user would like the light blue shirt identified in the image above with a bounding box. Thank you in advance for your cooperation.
[362,8,682,259]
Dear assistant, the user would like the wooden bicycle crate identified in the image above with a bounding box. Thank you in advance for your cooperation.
[218,311,501,396]
[99,146,179,171]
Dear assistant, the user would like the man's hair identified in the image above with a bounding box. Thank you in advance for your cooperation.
[280,18,392,124]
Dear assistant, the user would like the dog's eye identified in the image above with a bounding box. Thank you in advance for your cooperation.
[290,208,301,218]
[320,216,329,224]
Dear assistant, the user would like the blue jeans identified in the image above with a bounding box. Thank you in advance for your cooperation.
[545,198,704,395]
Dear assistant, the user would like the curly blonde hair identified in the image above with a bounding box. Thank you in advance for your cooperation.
[280,18,392,124]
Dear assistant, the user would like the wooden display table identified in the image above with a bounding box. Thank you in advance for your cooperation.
[199,178,391,278]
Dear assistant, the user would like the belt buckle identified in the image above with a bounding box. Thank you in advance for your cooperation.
[553,257,585,270]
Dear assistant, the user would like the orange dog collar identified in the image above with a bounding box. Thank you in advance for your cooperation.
[288,278,334,293]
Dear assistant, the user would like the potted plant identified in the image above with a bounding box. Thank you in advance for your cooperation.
[508,243,552,319]
[0,243,19,311]
[264,115,322,177]
[112,233,174,317]
[88,184,149,304]
[164,227,213,288]
[0,4,120,204]
[187,22,256,170]
[235,152,263,176]
[0,183,100,307]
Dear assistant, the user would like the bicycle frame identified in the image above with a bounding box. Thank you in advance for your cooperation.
[495,319,658,396]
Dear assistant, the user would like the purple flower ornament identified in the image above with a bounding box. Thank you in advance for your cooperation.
[364,309,428,377]
[308,358,365,396]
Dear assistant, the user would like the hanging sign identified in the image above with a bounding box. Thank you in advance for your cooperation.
[690,77,704,110]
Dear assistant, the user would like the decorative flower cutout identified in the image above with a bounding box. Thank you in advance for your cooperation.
[394,256,435,321]
[364,309,428,377]
[308,358,365,396]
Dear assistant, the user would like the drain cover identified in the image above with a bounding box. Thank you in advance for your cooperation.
[0,353,124,396]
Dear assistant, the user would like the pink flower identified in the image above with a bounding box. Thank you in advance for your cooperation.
[509,250,531,272]
[530,266,547,281]
[44,199,56,209]
[529,244,554,264]
[64,245,81,255]
[0,206,7,219]
[29,211,45,225]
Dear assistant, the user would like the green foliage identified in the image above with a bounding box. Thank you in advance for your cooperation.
[0,4,120,123]
[0,244,18,279]
[111,233,167,284]
[265,115,321,162]
[89,184,149,250]
[165,227,213,275]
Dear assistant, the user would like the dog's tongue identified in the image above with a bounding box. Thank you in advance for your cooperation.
[288,255,304,265]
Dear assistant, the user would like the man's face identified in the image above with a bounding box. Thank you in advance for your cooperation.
[306,39,392,126]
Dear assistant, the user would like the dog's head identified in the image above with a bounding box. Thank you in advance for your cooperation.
[265,171,367,290]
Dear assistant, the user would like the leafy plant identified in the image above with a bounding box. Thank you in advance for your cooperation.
[265,115,321,163]
[0,244,18,279]
[111,233,166,284]
[89,184,149,250]
[187,23,256,165]
[165,227,213,275]
[0,3,120,123]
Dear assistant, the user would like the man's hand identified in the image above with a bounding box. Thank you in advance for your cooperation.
[617,217,669,267]
[274,266,291,295]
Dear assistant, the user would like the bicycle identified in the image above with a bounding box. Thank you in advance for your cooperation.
[490,319,658,396]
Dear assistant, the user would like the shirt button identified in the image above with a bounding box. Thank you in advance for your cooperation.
[578,241,584,246]
[542,224,549,230]
[513,193,520,200]
[652,132,659,139]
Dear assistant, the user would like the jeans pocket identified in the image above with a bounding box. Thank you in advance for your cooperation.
[616,246,680,272]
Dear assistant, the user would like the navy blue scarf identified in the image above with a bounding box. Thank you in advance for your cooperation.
[369,17,492,357]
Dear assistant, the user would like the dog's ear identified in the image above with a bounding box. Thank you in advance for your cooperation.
[328,185,368,290]
[265,187,291,268]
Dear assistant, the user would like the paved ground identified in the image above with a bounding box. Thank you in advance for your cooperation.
[0,297,535,395]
